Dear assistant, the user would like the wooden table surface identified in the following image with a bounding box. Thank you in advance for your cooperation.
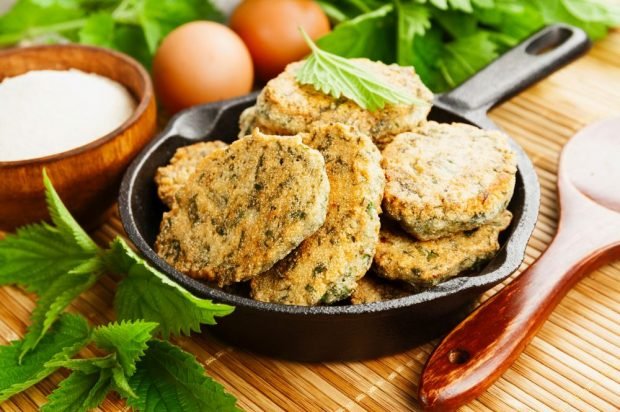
[1,30,619,412]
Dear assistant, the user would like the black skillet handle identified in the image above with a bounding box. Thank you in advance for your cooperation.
[436,24,591,117]
[158,91,260,141]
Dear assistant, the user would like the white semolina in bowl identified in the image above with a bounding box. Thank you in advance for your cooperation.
[0,69,136,161]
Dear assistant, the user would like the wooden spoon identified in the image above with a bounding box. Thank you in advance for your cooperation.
[418,117,620,411]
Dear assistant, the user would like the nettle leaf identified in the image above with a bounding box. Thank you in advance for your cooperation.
[78,12,116,48]
[139,0,225,53]
[0,172,100,294]
[0,173,103,358]
[43,170,99,253]
[472,0,494,8]
[562,0,620,26]
[45,320,158,409]
[0,224,95,295]
[398,2,431,38]
[476,1,544,41]
[418,0,479,12]
[113,25,152,69]
[92,320,157,376]
[0,173,237,409]
[79,0,122,12]
[0,314,91,402]
[299,29,428,111]
[316,1,350,24]
[529,0,612,40]
[402,26,448,92]
[447,0,474,12]
[0,175,102,296]
[317,4,396,62]
[437,32,498,88]
[396,0,431,67]
[0,0,225,67]
[429,0,449,9]
[47,354,118,375]
[41,369,113,412]
[433,10,479,38]
[107,238,234,338]
[19,270,99,361]
[317,0,386,21]
[127,340,239,412]
[111,365,138,399]
[0,0,84,42]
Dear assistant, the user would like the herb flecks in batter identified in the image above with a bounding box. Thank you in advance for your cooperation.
[251,123,385,306]
[155,141,228,208]
[351,276,414,304]
[155,130,330,287]
[374,211,512,289]
[382,122,517,240]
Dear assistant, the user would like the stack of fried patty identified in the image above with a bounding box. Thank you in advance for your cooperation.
[154,58,517,306]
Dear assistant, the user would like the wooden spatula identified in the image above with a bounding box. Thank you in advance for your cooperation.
[418,118,620,411]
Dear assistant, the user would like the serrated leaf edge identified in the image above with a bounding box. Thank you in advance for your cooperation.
[0,314,91,403]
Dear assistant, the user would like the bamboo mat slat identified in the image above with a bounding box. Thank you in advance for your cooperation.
[1,30,620,412]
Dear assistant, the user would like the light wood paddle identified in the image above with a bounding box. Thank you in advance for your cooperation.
[418,117,620,411]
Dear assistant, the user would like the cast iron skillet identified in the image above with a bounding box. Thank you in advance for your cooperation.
[119,24,590,361]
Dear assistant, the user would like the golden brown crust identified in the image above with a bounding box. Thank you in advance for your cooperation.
[350,275,414,304]
[382,122,517,240]
[251,123,385,305]
[374,210,512,288]
[238,106,257,138]
[252,59,433,148]
[155,130,330,286]
[155,141,228,208]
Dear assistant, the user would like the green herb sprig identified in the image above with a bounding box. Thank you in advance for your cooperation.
[315,0,620,92]
[0,0,224,68]
[297,28,428,111]
[0,171,238,411]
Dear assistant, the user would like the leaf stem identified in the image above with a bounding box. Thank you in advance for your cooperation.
[299,27,321,54]
[0,19,87,46]
[112,0,140,25]
[343,0,371,13]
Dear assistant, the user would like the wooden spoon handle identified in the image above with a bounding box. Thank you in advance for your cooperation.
[418,219,620,411]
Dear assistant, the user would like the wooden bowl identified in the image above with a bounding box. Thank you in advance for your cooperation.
[0,45,156,231]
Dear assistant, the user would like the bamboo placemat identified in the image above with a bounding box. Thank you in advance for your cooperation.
[1,30,620,412]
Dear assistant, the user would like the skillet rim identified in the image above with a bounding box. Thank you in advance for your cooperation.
[118,92,540,316]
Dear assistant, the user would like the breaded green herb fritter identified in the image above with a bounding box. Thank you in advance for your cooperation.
[155,130,330,286]
[350,275,414,305]
[251,123,385,305]
[382,122,517,240]
[155,141,228,208]
[246,59,433,148]
[374,210,512,288]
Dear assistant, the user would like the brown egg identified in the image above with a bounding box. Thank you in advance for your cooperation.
[231,0,330,81]
[153,21,254,114]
